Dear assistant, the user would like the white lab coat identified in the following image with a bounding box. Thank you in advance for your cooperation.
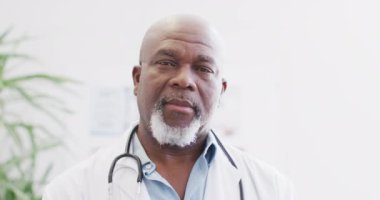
[43,125,294,200]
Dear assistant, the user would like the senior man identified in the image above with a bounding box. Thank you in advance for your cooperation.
[43,15,294,200]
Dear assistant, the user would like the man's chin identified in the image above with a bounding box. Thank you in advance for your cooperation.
[162,110,195,128]
[150,110,201,147]
[162,118,194,129]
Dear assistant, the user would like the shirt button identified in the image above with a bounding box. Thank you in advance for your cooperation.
[145,163,153,170]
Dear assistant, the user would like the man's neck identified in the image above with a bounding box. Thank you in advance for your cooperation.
[136,123,209,200]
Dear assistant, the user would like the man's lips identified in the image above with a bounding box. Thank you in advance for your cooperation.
[166,99,193,107]
[164,99,195,114]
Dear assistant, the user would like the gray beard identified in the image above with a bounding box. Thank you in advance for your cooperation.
[149,109,202,147]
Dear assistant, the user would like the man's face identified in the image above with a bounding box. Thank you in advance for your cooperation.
[133,24,226,135]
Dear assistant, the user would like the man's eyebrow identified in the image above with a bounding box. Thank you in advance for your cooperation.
[155,49,177,58]
[154,49,215,64]
[197,54,215,64]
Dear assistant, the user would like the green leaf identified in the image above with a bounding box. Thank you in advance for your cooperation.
[0,53,31,59]
[11,86,66,128]
[0,120,23,147]
[0,54,8,78]
[1,182,30,200]
[0,140,60,170]
[25,126,37,180]
[24,93,66,105]
[0,28,31,46]
[38,163,53,184]
[10,92,76,114]
[0,163,10,181]
[11,149,28,180]
[0,28,12,44]
[4,73,79,86]
[4,188,16,200]
[0,29,79,200]
[26,122,56,139]
[2,89,66,108]
[29,123,56,139]
[0,54,33,82]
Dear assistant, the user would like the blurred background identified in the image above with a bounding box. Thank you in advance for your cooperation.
[1,0,379,199]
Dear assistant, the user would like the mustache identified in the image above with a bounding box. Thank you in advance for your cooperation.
[155,94,201,118]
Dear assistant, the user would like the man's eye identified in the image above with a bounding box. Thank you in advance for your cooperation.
[157,61,176,67]
[198,66,214,73]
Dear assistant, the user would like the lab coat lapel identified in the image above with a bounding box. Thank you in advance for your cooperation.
[203,148,241,200]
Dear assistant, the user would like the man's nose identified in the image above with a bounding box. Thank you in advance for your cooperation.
[169,65,196,91]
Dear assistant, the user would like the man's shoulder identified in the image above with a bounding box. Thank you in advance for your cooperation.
[42,146,117,199]
[226,145,281,175]
[224,143,295,199]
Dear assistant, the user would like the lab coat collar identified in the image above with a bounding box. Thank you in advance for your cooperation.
[204,134,242,200]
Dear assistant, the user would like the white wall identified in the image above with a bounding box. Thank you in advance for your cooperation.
[1,0,379,199]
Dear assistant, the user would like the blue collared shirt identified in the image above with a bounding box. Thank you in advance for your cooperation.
[132,133,217,200]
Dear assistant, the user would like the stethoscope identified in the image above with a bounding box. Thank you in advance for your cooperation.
[108,125,244,200]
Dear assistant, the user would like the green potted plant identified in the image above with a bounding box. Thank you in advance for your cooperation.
[0,29,78,200]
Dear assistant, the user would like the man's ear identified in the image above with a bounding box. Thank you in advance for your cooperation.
[132,66,141,96]
[217,78,227,108]
[221,78,227,94]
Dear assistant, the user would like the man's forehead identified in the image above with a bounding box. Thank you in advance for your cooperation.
[146,25,219,51]
[148,15,217,39]
[140,15,224,62]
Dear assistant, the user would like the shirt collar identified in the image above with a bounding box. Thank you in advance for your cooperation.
[203,131,217,165]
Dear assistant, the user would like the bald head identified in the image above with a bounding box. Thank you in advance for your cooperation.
[139,15,225,70]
